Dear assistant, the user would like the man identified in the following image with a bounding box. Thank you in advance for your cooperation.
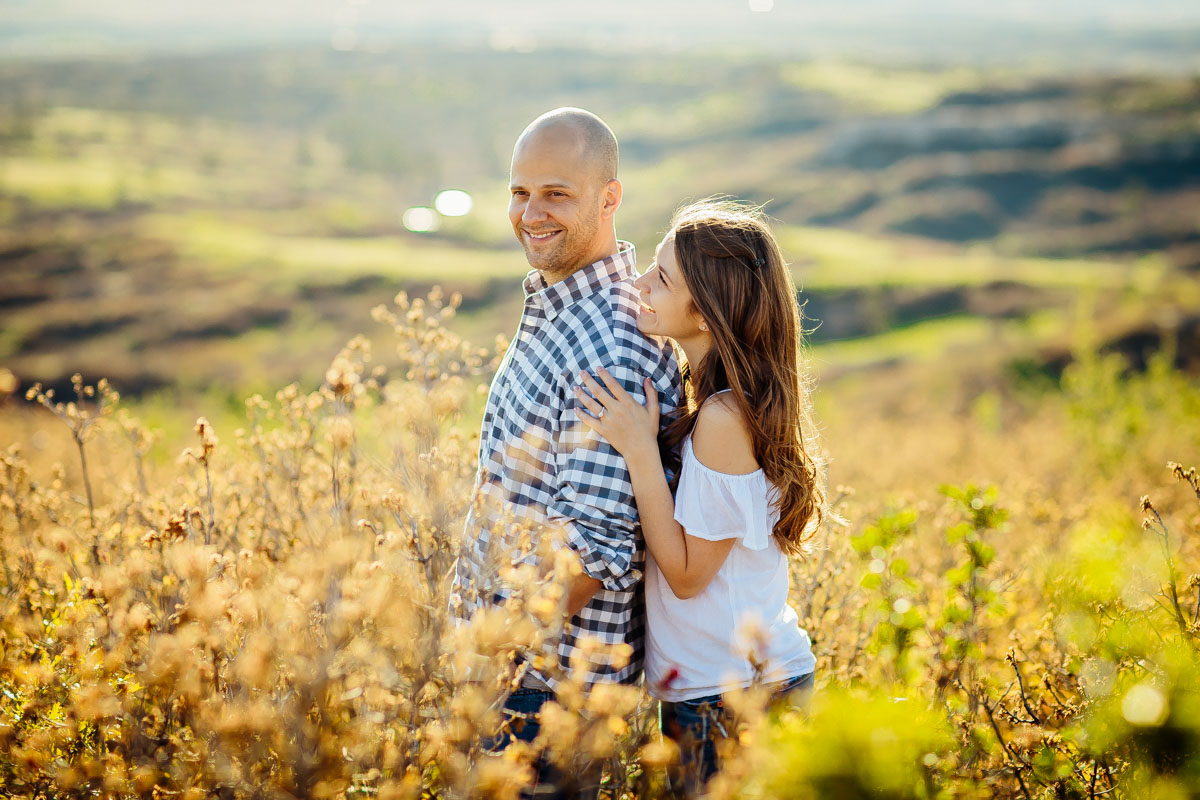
[450,108,680,793]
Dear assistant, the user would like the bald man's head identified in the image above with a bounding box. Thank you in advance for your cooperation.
[514,107,618,185]
[508,108,623,281]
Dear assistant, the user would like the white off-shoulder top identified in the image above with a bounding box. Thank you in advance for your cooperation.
[644,426,816,702]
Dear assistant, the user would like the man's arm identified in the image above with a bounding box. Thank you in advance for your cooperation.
[548,360,651,610]
[566,573,602,618]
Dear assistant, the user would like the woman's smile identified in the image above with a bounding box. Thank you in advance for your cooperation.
[633,233,708,345]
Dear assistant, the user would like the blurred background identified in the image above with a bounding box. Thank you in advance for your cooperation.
[4,9,1200,795]
[1,0,1198,456]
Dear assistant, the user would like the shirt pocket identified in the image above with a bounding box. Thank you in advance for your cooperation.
[503,349,559,412]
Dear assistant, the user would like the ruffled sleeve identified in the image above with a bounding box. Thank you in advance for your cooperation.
[672,438,777,551]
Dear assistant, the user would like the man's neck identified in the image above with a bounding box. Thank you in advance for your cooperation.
[538,235,622,286]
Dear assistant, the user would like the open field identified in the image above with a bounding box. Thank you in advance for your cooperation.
[2,301,1199,798]
[2,41,1200,798]
[3,92,1197,400]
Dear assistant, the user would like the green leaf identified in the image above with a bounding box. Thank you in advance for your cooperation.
[945,564,970,588]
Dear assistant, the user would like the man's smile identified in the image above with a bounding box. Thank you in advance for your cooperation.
[524,229,561,242]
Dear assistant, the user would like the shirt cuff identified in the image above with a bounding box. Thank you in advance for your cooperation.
[563,520,641,592]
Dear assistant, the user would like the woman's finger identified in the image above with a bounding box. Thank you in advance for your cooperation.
[643,377,658,408]
[577,408,599,432]
[579,371,616,405]
[596,367,636,405]
[573,385,606,419]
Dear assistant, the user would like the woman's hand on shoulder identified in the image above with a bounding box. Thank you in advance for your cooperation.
[691,394,759,475]
[575,369,660,461]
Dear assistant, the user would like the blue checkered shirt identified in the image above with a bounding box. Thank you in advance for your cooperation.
[451,242,680,689]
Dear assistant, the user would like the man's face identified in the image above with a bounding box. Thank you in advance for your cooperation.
[508,129,610,276]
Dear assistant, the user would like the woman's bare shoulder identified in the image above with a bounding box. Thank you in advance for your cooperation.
[691,393,759,474]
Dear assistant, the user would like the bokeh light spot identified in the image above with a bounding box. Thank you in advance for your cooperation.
[435,190,473,217]
[1122,683,1168,727]
[403,207,439,233]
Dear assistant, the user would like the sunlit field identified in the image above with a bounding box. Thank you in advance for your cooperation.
[2,293,1199,798]
[3,21,1200,798]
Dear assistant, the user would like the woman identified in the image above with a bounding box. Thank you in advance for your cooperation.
[574,199,824,789]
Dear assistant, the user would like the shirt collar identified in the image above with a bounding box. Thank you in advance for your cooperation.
[522,241,638,321]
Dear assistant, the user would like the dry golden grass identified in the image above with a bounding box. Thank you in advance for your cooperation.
[1,293,1198,799]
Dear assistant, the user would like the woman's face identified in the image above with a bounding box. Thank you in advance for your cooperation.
[633,233,708,342]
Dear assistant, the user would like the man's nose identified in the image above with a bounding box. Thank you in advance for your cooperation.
[521,197,548,223]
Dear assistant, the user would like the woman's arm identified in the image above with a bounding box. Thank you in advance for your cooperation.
[622,436,735,599]
[576,370,754,599]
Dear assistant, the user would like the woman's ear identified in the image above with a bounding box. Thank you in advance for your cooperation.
[688,301,710,334]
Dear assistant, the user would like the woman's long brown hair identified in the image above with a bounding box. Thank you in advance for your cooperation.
[662,199,825,556]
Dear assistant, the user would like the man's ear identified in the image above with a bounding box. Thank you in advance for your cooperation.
[600,178,622,221]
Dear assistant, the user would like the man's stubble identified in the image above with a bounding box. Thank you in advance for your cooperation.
[522,192,606,282]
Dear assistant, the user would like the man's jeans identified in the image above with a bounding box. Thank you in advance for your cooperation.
[659,671,815,794]
[482,687,602,800]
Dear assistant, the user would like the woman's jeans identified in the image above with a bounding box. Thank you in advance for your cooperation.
[659,671,815,793]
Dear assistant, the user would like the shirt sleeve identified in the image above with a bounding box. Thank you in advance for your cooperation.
[673,442,774,551]
[547,359,654,592]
